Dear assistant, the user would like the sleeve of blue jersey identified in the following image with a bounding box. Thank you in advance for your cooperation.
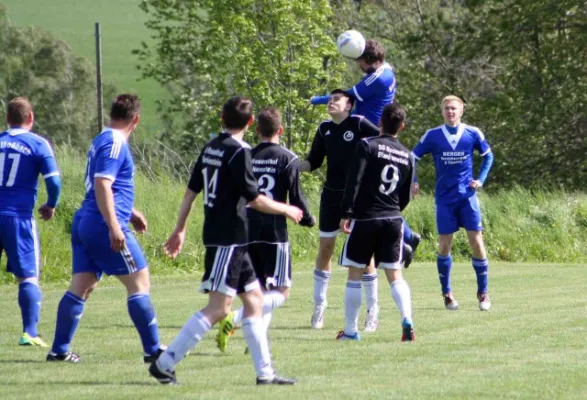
[477,151,494,185]
[94,138,125,181]
[310,95,330,105]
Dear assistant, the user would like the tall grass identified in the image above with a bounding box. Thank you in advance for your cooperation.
[2,148,587,284]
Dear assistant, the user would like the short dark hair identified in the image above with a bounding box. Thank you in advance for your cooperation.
[358,39,385,65]
[380,103,406,135]
[110,94,141,122]
[257,107,282,138]
[330,89,355,108]
[222,96,254,130]
[7,97,33,126]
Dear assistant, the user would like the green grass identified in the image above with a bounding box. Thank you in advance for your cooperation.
[2,0,166,137]
[1,263,587,399]
[3,147,587,284]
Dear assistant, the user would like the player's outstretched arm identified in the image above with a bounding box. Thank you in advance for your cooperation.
[163,188,197,259]
[94,177,125,252]
[249,195,303,224]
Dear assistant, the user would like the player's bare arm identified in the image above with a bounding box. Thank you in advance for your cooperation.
[249,194,303,223]
[94,177,125,252]
[164,188,197,258]
[130,208,148,233]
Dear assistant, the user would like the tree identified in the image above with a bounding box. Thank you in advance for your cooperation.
[0,5,114,147]
[135,0,346,159]
[338,0,587,189]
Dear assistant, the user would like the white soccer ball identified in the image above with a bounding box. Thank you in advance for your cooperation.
[336,30,366,59]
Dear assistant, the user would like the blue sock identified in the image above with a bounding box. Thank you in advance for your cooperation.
[18,281,42,337]
[472,258,489,294]
[402,220,413,242]
[51,291,85,354]
[127,293,160,355]
[437,254,453,294]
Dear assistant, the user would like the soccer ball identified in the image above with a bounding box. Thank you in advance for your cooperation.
[336,30,366,59]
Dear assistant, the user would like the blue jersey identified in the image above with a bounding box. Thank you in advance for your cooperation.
[347,62,396,125]
[0,128,59,218]
[412,124,491,205]
[78,129,135,224]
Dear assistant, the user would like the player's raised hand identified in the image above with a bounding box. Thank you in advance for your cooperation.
[469,180,483,190]
[285,205,303,224]
[130,209,148,233]
[163,230,186,259]
[340,219,351,234]
[109,225,126,252]
[38,204,55,221]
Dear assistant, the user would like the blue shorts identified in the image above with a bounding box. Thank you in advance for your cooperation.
[71,212,147,279]
[0,215,40,278]
[436,194,483,235]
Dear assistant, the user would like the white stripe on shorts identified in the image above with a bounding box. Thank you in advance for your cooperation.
[339,220,365,268]
[31,219,40,278]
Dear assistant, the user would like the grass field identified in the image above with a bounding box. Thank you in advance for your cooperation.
[1,263,587,399]
[2,0,166,136]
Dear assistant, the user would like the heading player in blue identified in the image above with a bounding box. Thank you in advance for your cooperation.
[412,95,494,311]
[0,97,61,347]
[310,39,396,125]
[149,97,302,386]
[338,103,415,342]
[47,94,164,363]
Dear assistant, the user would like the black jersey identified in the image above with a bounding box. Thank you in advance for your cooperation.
[306,115,379,191]
[188,133,259,246]
[248,142,314,243]
[342,135,414,220]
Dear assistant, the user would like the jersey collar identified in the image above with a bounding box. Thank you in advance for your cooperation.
[441,124,465,150]
[7,128,29,136]
[102,128,128,142]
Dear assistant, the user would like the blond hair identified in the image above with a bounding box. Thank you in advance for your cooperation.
[441,95,464,109]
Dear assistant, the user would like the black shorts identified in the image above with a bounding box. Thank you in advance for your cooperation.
[201,245,260,297]
[248,242,291,289]
[339,218,404,270]
[319,188,344,237]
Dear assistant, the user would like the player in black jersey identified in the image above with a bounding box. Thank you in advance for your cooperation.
[216,107,315,352]
[337,103,415,342]
[149,97,302,386]
[300,90,383,331]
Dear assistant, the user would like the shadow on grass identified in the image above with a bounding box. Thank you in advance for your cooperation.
[0,381,151,386]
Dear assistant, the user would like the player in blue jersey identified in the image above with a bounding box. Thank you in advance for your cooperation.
[47,94,164,363]
[310,40,396,125]
[412,95,494,311]
[0,97,61,347]
[310,39,421,268]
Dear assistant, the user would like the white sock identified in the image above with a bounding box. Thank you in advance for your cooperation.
[233,290,286,328]
[233,308,244,327]
[344,280,362,335]
[362,273,378,312]
[242,317,274,379]
[263,312,274,331]
[313,269,331,307]
[158,311,211,371]
[391,280,413,323]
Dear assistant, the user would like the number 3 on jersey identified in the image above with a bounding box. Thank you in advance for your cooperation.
[258,174,275,200]
[379,164,399,195]
[202,167,219,207]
